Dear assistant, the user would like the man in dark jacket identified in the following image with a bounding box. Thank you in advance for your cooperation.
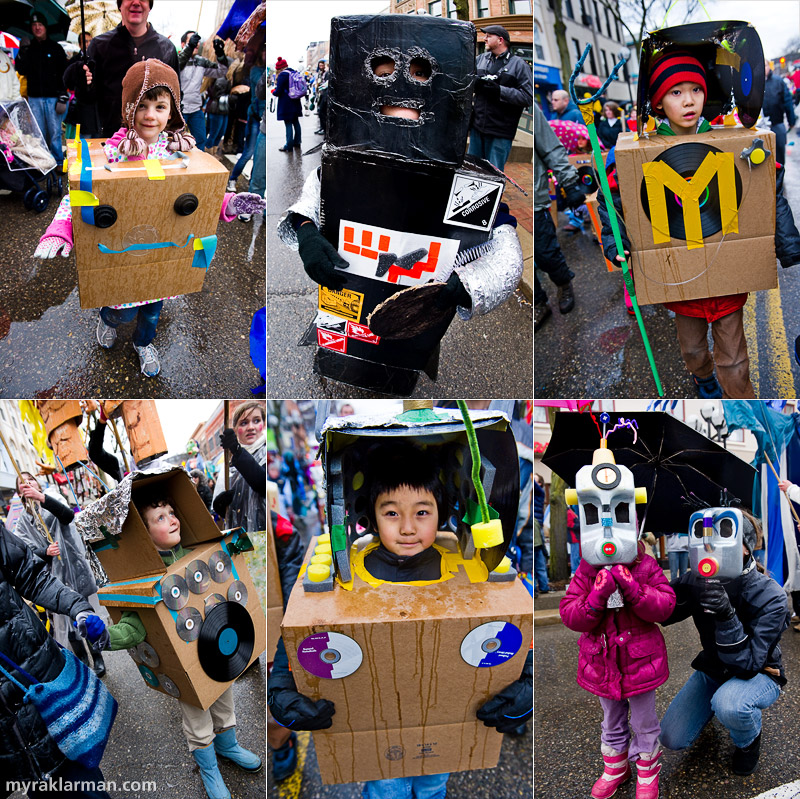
[763,60,796,167]
[550,89,584,123]
[70,0,179,137]
[0,527,112,795]
[14,13,67,166]
[468,25,533,170]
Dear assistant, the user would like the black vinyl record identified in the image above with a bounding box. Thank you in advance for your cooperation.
[198,601,255,682]
[577,164,598,195]
[639,142,743,242]
[730,32,764,128]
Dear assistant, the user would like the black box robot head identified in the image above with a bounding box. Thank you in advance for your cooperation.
[326,14,476,165]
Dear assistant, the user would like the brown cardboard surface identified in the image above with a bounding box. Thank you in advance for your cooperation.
[120,401,167,466]
[266,485,283,663]
[281,534,533,784]
[67,140,228,309]
[614,127,777,305]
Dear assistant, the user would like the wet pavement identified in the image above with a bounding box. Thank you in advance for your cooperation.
[534,586,800,799]
[266,110,533,399]
[0,160,265,398]
[534,127,800,399]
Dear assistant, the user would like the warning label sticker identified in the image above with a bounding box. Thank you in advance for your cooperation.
[318,286,364,323]
[443,174,504,230]
[317,328,348,353]
[346,320,380,345]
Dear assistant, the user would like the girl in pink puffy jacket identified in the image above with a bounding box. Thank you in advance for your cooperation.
[560,540,676,799]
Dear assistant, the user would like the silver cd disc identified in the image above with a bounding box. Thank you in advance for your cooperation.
[161,574,189,611]
[158,673,181,698]
[227,580,248,606]
[296,631,363,679]
[209,550,233,583]
[460,621,523,668]
[137,642,160,669]
[127,646,141,663]
[186,559,211,593]
[204,593,225,611]
[176,607,203,642]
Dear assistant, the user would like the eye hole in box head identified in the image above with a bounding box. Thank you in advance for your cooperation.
[584,503,599,526]
[371,55,397,79]
[614,502,630,524]
[719,517,734,538]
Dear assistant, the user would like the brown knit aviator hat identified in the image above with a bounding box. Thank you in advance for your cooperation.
[119,59,194,157]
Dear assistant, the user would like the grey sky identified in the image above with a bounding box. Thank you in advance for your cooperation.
[154,400,221,455]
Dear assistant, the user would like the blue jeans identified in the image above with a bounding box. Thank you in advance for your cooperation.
[467,129,513,171]
[231,117,261,180]
[668,551,689,582]
[362,773,449,799]
[250,130,266,198]
[100,301,163,347]
[28,95,65,166]
[660,670,781,750]
[205,112,227,149]
[569,541,581,574]
[183,109,206,150]
[534,543,549,592]
[283,117,302,149]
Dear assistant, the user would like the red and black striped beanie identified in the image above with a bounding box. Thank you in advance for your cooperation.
[649,50,707,109]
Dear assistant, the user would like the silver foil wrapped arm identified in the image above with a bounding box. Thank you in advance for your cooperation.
[454,223,523,319]
[277,168,322,249]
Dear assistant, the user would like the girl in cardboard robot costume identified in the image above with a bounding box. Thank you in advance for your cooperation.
[31,59,266,378]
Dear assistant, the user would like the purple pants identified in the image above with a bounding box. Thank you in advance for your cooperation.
[598,690,660,760]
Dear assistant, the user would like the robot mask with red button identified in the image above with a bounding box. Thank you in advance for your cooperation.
[688,507,743,581]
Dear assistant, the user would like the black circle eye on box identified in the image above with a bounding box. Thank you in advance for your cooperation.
[174,193,199,216]
[94,205,117,228]
[591,462,621,490]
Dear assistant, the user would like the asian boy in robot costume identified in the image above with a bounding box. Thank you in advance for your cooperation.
[277,14,523,392]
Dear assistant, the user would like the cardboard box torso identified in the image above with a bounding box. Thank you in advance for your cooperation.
[67,140,228,309]
[614,127,777,305]
[266,486,283,663]
[281,534,533,784]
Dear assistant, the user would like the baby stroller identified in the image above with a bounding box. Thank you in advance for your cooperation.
[0,98,60,213]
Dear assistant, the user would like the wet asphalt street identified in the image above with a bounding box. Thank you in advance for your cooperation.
[266,108,534,399]
[534,587,800,799]
[0,159,265,398]
[534,127,800,399]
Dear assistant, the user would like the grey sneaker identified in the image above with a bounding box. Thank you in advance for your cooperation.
[237,213,252,223]
[96,316,117,349]
[133,343,161,377]
[226,179,237,192]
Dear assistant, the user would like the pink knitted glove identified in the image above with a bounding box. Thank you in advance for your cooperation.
[226,192,266,217]
[34,236,72,259]
[587,567,617,612]
[610,564,640,602]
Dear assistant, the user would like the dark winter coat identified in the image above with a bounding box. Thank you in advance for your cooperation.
[272,510,303,610]
[763,72,796,129]
[664,560,790,686]
[363,542,443,582]
[88,422,124,483]
[63,54,102,137]
[596,116,622,149]
[471,49,533,140]
[15,38,66,97]
[554,99,584,124]
[206,75,231,116]
[0,528,93,781]
[273,69,303,122]
[560,549,676,700]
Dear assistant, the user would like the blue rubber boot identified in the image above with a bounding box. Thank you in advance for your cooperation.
[272,731,298,781]
[214,727,263,772]
[192,744,231,799]
[692,373,723,399]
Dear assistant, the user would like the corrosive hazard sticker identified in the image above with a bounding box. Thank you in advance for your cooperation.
[443,173,503,230]
[318,286,364,323]
[317,328,347,353]
[346,320,380,345]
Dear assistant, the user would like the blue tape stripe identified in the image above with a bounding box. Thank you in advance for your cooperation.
[105,577,160,587]
[94,543,114,552]
[98,234,194,255]
[80,138,94,225]
[99,593,162,605]
[191,234,218,269]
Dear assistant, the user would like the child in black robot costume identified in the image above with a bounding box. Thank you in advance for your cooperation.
[277,14,524,396]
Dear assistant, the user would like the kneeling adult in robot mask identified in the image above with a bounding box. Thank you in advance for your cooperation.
[659,508,790,776]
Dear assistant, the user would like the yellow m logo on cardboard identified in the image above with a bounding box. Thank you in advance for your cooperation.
[642,151,739,250]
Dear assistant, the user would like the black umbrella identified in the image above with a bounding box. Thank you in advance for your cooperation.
[542,411,757,534]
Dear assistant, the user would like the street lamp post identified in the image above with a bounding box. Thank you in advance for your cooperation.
[700,402,730,448]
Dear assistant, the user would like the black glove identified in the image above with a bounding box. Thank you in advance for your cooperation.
[189,33,201,52]
[213,38,226,60]
[55,94,68,115]
[434,270,471,310]
[475,76,501,98]
[296,220,350,290]
[219,427,241,456]
[562,181,587,210]
[268,671,335,731]
[698,581,736,621]
[213,489,234,517]
[476,650,532,733]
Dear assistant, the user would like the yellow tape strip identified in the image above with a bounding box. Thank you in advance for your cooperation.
[69,190,99,207]
[193,238,204,251]
[143,159,166,180]
[716,49,741,68]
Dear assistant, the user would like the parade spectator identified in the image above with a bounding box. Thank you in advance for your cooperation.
[534,103,586,331]
[664,531,689,581]
[533,473,550,596]
[659,511,789,777]
[75,0,179,137]
[314,58,328,135]
[791,66,800,105]
[567,504,580,574]
[87,406,126,483]
[204,65,231,155]
[550,88,584,123]
[0,46,22,102]
[14,12,68,167]
[213,401,267,532]
[777,478,800,631]
[763,60,796,167]
[12,471,106,677]
[0,526,112,797]
[63,33,102,139]
[272,55,303,154]
[596,101,623,149]
[223,56,249,154]
[467,25,533,170]
[190,469,213,510]
[178,31,228,151]
[227,44,266,189]
[560,540,676,799]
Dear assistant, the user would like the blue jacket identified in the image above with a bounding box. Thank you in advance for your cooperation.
[763,72,796,129]
[273,68,303,122]
[556,100,584,124]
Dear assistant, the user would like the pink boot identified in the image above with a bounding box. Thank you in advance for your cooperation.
[635,747,662,799]
[591,744,631,799]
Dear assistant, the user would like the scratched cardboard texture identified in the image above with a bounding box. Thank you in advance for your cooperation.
[92,469,266,709]
[67,139,228,308]
[281,535,532,784]
[614,126,777,306]
[266,482,283,662]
